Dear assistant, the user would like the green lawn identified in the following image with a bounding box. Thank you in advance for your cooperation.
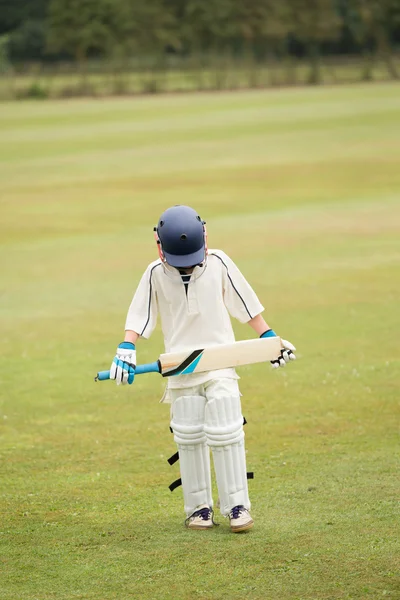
[0,83,399,600]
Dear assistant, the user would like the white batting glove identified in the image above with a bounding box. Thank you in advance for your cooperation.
[109,342,136,385]
[261,330,296,369]
[271,339,296,369]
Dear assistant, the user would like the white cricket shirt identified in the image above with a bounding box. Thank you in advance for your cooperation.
[125,249,264,390]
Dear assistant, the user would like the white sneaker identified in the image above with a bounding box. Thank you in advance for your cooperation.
[185,504,215,530]
[229,505,254,533]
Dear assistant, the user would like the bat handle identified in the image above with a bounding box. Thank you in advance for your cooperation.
[95,361,160,381]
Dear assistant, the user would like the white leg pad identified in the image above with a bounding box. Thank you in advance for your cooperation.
[204,394,250,516]
[170,395,213,516]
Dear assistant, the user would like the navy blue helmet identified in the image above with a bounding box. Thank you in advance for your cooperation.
[155,205,206,268]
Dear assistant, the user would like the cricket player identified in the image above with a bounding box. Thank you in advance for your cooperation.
[110,205,296,532]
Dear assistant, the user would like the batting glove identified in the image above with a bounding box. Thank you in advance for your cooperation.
[109,342,136,385]
[261,330,296,369]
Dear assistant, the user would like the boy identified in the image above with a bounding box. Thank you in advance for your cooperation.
[110,205,296,532]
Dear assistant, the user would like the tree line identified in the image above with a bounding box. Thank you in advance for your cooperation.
[1,0,399,83]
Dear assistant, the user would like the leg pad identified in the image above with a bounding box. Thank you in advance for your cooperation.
[170,395,212,516]
[205,394,250,516]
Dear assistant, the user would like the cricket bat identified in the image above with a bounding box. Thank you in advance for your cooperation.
[95,336,282,381]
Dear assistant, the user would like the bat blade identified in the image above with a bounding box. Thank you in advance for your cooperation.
[159,336,282,377]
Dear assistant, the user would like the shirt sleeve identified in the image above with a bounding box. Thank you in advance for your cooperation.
[211,250,264,324]
[124,263,160,339]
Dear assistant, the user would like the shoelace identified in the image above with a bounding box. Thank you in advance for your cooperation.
[197,507,212,521]
[230,505,245,520]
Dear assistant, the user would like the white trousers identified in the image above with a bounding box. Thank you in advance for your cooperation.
[169,378,250,517]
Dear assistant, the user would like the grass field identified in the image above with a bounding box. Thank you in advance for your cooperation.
[1,83,400,600]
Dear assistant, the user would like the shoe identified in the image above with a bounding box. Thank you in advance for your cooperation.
[185,504,215,530]
[229,505,254,532]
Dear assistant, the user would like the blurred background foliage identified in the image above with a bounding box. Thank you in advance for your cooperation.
[0,0,399,98]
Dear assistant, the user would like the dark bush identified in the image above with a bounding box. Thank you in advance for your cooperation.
[16,81,48,99]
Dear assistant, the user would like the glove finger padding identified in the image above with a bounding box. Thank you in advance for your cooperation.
[271,356,285,369]
[116,360,125,385]
[110,358,118,380]
[282,339,296,361]
[271,350,295,369]
[121,364,129,385]
[127,367,135,385]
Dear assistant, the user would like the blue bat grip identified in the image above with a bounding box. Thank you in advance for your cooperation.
[95,361,160,381]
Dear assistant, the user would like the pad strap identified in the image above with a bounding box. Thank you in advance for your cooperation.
[167,451,179,466]
[169,478,182,492]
